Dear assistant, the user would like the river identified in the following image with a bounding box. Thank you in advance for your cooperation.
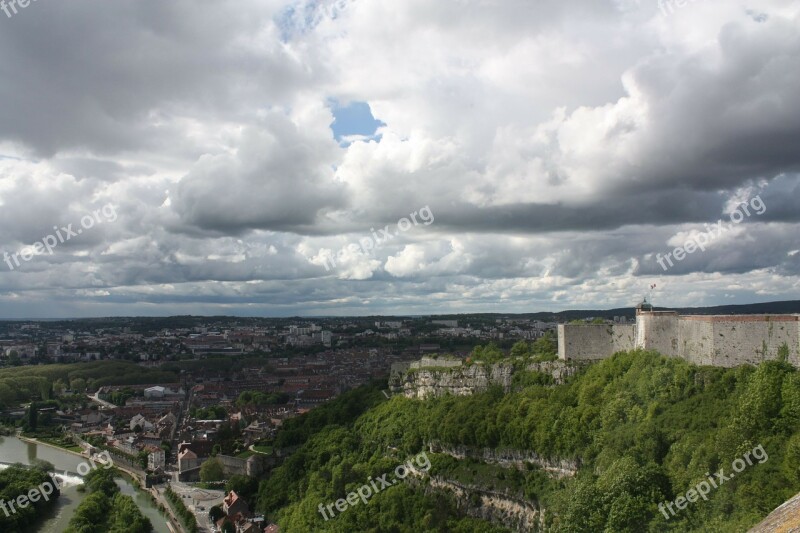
[0,435,171,533]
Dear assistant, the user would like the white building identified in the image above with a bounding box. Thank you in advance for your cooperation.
[144,386,165,398]
[148,449,166,471]
[130,414,154,432]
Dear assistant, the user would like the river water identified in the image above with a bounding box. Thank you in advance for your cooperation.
[0,435,171,533]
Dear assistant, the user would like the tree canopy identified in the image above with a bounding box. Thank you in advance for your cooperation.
[0,464,61,532]
[64,468,152,533]
[256,350,800,532]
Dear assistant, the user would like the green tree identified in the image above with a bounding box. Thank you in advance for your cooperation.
[200,458,225,482]
[39,380,52,401]
[225,475,259,504]
[471,343,505,363]
[532,332,557,360]
[0,464,61,531]
[53,379,66,396]
[65,491,110,533]
[27,401,38,431]
[510,341,531,358]
[208,505,225,522]
[70,378,87,393]
[66,467,152,533]
[778,342,790,363]
[137,450,149,469]
[783,432,800,485]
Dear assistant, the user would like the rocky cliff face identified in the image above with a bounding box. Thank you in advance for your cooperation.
[527,360,579,384]
[393,358,583,530]
[398,360,578,399]
[401,362,513,398]
[748,489,800,532]
[428,441,579,478]
[424,476,544,532]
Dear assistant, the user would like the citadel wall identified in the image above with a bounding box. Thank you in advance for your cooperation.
[682,315,800,367]
[637,311,680,357]
[677,318,715,365]
[559,310,800,368]
[557,324,635,360]
[410,356,463,369]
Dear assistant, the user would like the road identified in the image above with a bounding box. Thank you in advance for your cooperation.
[152,485,191,533]
[169,480,225,533]
[87,391,117,409]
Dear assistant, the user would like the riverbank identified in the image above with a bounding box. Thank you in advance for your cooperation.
[17,434,88,460]
[19,434,167,529]
[154,486,190,533]
[19,434,142,482]
[1,435,172,533]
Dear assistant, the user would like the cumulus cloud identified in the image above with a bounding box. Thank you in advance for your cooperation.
[0,0,799,317]
[173,106,348,234]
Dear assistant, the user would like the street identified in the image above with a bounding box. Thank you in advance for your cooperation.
[169,479,225,532]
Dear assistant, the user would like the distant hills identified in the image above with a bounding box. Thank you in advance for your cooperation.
[4,300,800,324]
[515,300,800,322]
[410,300,800,322]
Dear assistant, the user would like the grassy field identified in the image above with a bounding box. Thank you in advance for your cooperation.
[252,444,273,454]
[24,434,84,453]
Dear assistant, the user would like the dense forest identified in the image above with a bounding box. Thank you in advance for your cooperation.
[64,467,152,533]
[0,463,61,532]
[0,361,178,408]
[256,348,800,532]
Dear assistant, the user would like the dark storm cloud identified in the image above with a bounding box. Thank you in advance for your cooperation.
[172,114,348,234]
[1,0,799,317]
[0,0,311,157]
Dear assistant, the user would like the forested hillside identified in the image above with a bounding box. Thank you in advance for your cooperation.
[0,361,178,408]
[258,349,800,532]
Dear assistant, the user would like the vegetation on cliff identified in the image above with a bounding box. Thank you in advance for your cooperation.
[470,335,558,364]
[257,349,800,532]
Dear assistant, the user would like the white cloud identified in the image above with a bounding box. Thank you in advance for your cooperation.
[0,0,799,316]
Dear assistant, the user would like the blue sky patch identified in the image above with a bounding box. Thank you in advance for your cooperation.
[330,101,385,144]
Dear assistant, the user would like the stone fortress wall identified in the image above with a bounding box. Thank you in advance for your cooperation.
[556,323,635,361]
[410,356,464,369]
[559,305,800,367]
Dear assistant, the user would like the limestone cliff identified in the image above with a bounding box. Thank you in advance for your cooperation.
[428,441,579,478]
[390,357,582,531]
[423,476,544,532]
[396,359,579,399]
[748,489,800,532]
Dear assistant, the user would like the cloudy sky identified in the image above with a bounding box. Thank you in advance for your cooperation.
[0,0,799,318]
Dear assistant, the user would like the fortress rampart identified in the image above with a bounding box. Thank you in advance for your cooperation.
[558,308,800,367]
[410,356,463,369]
[556,323,635,360]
